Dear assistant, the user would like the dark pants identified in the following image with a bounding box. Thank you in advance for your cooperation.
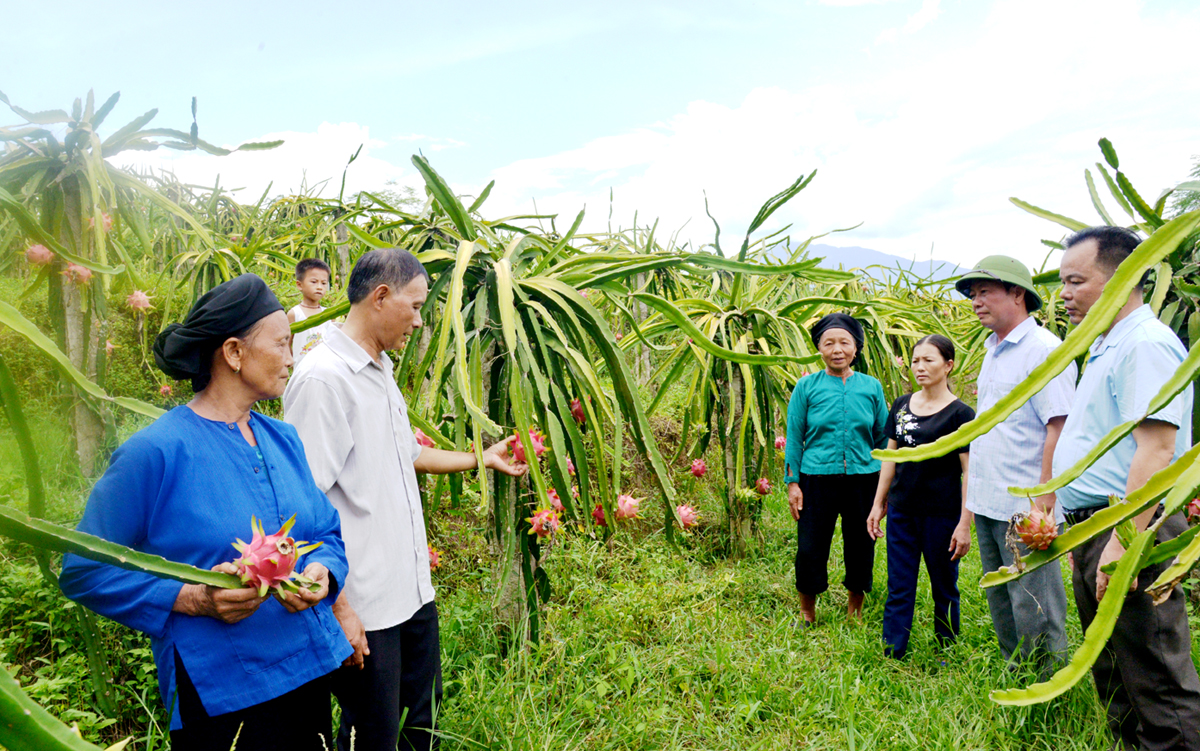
[882,508,960,659]
[795,472,879,595]
[1072,510,1200,751]
[171,656,333,750]
[333,601,443,751]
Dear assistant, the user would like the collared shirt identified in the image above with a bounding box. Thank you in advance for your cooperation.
[1054,305,1192,511]
[967,317,1076,522]
[59,407,351,730]
[283,325,434,632]
[783,370,889,481]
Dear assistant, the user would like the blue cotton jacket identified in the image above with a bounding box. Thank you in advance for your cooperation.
[59,407,352,730]
[783,371,890,481]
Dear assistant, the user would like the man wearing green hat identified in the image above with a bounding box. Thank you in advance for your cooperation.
[955,255,1075,675]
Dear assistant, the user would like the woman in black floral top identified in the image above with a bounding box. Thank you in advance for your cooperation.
[867,334,974,659]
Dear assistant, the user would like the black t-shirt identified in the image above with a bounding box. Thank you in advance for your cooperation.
[886,393,975,517]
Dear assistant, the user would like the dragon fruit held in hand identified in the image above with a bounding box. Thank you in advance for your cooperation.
[592,503,607,527]
[1015,502,1058,551]
[527,507,562,538]
[615,494,641,521]
[676,504,699,530]
[414,428,436,448]
[512,428,549,463]
[690,459,707,478]
[1188,498,1200,522]
[231,515,323,597]
[755,478,772,496]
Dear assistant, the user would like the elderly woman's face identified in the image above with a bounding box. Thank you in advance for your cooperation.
[818,328,857,372]
[237,311,293,399]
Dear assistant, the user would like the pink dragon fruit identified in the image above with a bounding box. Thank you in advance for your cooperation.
[1188,498,1200,522]
[86,213,113,232]
[25,244,54,266]
[414,428,436,448]
[62,263,92,286]
[774,435,786,450]
[591,503,607,527]
[677,504,699,530]
[690,459,707,478]
[547,487,565,512]
[614,332,623,342]
[126,290,152,311]
[755,477,772,496]
[615,494,641,521]
[105,339,115,356]
[1015,502,1058,551]
[231,515,323,597]
[159,383,173,397]
[527,507,561,538]
[570,398,586,425]
[567,456,576,476]
[428,545,442,570]
[512,428,549,463]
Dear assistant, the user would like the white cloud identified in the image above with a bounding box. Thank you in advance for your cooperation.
[878,0,941,42]
[818,0,905,5]
[112,122,414,200]
[476,0,1200,270]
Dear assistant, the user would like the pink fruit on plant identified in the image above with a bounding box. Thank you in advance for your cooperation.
[547,487,565,512]
[414,428,436,448]
[86,213,113,232]
[512,428,549,463]
[428,545,442,570]
[231,515,323,597]
[690,459,707,478]
[615,494,641,521]
[567,456,576,476]
[105,339,115,356]
[25,244,54,266]
[591,503,607,527]
[755,478,771,496]
[570,398,586,425]
[614,332,623,342]
[62,263,92,286]
[774,435,786,450]
[527,507,561,538]
[126,290,152,311]
[677,504,699,530]
[1188,498,1200,522]
[1016,502,1058,551]
[159,383,173,397]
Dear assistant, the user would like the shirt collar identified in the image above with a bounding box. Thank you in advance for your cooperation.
[324,324,391,374]
[1090,304,1153,358]
[985,315,1037,352]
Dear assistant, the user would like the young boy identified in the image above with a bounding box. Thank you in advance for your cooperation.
[287,258,331,365]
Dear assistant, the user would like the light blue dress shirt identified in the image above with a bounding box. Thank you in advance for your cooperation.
[967,317,1076,522]
[1054,305,1192,512]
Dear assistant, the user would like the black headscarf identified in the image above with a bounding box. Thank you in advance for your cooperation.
[153,274,284,392]
[810,312,865,365]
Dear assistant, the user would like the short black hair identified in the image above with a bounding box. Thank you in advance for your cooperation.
[1065,226,1147,287]
[914,334,955,368]
[999,281,1036,313]
[347,248,431,305]
[295,258,331,281]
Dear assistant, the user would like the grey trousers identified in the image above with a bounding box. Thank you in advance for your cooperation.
[1073,511,1200,751]
[976,514,1069,673]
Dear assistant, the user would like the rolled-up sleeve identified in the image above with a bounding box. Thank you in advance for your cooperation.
[59,438,183,639]
[1118,340,1187,428]
[284,377,353,494]
[784,379,807,484]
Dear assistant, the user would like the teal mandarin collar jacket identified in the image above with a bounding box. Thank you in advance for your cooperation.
[784,370,890,481]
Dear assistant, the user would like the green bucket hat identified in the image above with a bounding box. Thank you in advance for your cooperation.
[954,255,1043,312]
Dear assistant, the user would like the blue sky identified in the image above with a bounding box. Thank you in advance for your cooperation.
[5,0,1199,268]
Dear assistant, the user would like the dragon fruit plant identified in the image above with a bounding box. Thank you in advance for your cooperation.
[591,503,607,527]
[676,504,699,530]
[690,459,707,478]
[527,507,562,539]
[547,487,565,513]
[570,398,586,425]
[774,435,786,450]
[1014,502,1058,551]
[512,427,549,464]
[755,478,772,496]
[25,244,54,266]
[231,515,323,598]
[615,494,641,521]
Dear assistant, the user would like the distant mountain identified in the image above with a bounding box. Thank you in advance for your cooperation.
[771,243,963,281]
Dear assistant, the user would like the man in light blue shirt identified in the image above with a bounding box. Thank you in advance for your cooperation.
[1053,226,1200,751]
[957,256,1074,675]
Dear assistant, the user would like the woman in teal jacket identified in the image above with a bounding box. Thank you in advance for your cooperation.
[785,313,889,625]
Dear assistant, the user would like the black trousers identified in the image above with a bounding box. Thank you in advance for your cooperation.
[333,600,443,751]
[1073,510,1200,751]
[794,472,879,596]
[881,508,960,659]
[170,655,334,750]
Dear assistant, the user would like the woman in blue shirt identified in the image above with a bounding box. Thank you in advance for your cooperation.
[785,313,889,625]
[60,275,352,750]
